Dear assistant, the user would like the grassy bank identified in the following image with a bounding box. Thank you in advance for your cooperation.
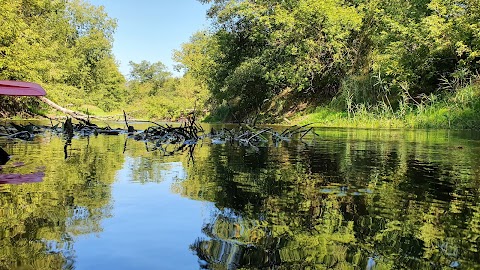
[291,84,480,129]
[4,84,479,130]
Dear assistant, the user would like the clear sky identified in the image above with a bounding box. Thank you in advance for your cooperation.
[88,0,211,77]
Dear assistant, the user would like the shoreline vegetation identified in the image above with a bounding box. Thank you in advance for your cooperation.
[293,83,480,130]
[1,0,479,130]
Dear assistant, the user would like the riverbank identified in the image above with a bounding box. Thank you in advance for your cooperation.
[290,84,480,130]
[3,83,479,130]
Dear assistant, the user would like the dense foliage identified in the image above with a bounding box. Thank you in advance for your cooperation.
[124,60,209,120]
[0,0,205,121]
[0,0,125,115]
[2,0,479,125]
[174,0,480,123]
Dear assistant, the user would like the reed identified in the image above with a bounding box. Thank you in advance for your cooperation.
[295,84,480,129]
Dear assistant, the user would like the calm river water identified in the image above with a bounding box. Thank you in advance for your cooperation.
[1,124,480,269]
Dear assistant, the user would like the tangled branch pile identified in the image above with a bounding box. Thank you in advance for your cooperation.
[1,116,318,158]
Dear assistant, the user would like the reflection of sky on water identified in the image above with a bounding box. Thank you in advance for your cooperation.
[73,159,211,270]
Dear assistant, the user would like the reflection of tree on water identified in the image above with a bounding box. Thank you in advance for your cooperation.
[0,135,123,269]
[184,143,364,268]
[190,193,363,269]
[181,130,480,269]
[192,208,285,269]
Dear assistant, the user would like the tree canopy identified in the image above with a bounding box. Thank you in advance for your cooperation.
[0,0,126,114]
[1,0,479,124]
[124,60,209,120]
[0,0,208,121]
[174,0,480,122]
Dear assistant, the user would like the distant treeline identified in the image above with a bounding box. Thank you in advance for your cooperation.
[174,0,480,123]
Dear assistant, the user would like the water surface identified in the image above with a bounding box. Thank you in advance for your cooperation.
[1,126,479,269]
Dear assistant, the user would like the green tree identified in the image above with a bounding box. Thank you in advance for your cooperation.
[126,60,171,102]
[125,60,209,120]
[187,0,480,122]
[181,0,363,121]
[0,0,125,115]
[128,60,171,87]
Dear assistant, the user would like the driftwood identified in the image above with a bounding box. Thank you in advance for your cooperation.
[37,96,100,125]
[1,110,319,161]
[208,123,318,149]
[123,110,135,133]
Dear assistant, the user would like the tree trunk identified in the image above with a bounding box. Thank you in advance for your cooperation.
[37,96,92,123]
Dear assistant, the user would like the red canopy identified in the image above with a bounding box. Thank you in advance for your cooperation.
[0,80,46,96]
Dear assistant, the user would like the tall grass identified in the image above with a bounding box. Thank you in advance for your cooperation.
[295,82,480,129]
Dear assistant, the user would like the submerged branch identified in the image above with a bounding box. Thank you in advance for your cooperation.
[1,110,319,159]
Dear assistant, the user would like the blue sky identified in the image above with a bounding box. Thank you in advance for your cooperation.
[88,0,211,77]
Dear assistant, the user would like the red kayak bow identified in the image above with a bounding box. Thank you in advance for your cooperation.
[0,80,46,96]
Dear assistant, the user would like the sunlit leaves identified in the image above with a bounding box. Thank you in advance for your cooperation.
[0,0,124,114]
[178,0,363,120]
[125,62,209,120]
[188,0,480,120]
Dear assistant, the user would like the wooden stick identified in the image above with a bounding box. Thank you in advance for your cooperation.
[37,96,91,123]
